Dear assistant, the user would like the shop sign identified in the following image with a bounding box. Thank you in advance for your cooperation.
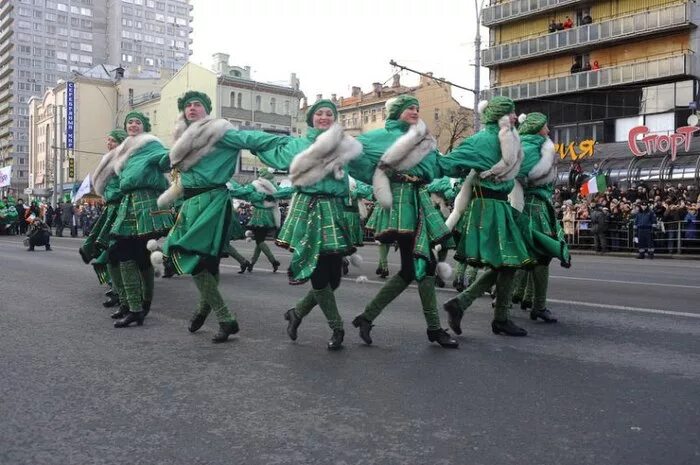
[555,140,595,160]
[628,125,700,161]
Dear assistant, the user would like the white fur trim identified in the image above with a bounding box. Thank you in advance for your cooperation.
[271,205,281,228]
[430,193,451,219]
[92,148,118,196]
[289,123,362,187]
[445,170,475,230]
[169,115,234,172]
[150,251,165,277]
[379,119,435,171]
[436,262,453,281]
[518,113,527,124]
[349,253,363,267]
[356,275,369,283]
[358,200,368,220]
[479,115,523,182]
[508,179,525,212]
[528,138,557,186]
[113,134,161,175]
[434,244,443,253]
[477,100,489,114]
[146,239,160,252]
[252,178,277,195]
[157,182,184,209]
[372,168,393,209]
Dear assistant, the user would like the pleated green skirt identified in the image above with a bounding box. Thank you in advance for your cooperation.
[110,189,173,240]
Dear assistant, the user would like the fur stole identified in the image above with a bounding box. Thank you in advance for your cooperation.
[373,119,437,209]
[480,115,523,183]
[527,138,557,186]
[508,179,525,212]
[169,114,233,172]
[92,148,118,196]
[445,170,476,230]
[289,123,362,187]
[113,133,161,176]
[252,178,280,228]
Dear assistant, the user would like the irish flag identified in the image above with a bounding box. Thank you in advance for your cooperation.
[580,174,606,196]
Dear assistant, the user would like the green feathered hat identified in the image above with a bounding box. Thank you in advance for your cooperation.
[123,111,151,132]
[518,112,548,135]
[386,94,420,120]
[177,90,212,115]
[305,99,338,127]
[478,96,515,124]
[109,128,128,143]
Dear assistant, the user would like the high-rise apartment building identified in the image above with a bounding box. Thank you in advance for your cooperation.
[480,0,700,184]
[0,0,192,195]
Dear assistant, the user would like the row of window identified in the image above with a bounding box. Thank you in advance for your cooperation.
[16,20,93,32]
[121,6,189,26]
[121,31,186,49]
[16,31,93,44]
[121,18,187,37]
[18,5,91,17]
[17,43,92,56]
[228,92,293,115]
[122,0,190,16]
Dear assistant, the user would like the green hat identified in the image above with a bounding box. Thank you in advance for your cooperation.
[258,168,275,181]
[123,111,151,132]
[177,90,212,115]
[108,128,128,143]
[479,96,515,124]
[306,99,338,127]
[518,112,548,135]
[386,95,420,120]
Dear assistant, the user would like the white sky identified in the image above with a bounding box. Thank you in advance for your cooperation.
[190,0,489,108]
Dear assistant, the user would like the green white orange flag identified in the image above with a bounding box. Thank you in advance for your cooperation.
[580,174,606,196]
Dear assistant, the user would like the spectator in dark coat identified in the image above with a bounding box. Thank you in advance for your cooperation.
[589,203,609,253]
[634,203,657,259]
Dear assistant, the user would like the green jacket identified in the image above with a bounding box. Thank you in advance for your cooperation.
[119,140,170,193]
[518,134,554,201]
[103,176,123,204]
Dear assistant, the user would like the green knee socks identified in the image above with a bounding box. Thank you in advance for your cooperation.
[493,268,517,322]
[417,276,441,330]
[108,262,127,305]
[362,274,410,322]
[141,264,154,303]
[312,286,343,330]
[225,243,248,266]
[451,268,498,311]
[531,265,549,311]
[294,291,317,319]
[119,260,143,312]
[378,243,389,270]
[193,270,234,323]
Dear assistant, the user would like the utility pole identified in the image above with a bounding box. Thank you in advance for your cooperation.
[52,104,58,206]
[474,0,482,132]
[58,105,64,203]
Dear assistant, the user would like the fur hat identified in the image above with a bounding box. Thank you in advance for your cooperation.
[123,111,151,132]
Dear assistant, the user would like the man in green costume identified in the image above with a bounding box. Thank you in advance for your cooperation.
[158,91,283,342]
[347,95,458,348]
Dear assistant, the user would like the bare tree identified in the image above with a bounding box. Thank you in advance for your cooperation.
[433,108,474,153]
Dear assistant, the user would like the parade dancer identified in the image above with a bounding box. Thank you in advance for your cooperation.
[515,112,571,323]
[342,177,372,275]
[105,112,172,328]
[157,91,282,342]
[347,95,458,348]
[440,97,533,337]
[80,129,127,309]
[250,99,361,350]
[245,169,283,273]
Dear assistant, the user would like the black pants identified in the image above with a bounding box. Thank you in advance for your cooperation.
[253,228,268,244]
[28,230,50,249]
[113,237,150,268]
[310,255,343,290]
[394,234,437,283]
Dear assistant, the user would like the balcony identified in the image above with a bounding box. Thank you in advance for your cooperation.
[482,54,690,101]
[0,2,13,21]
[0,88,11,103]
[0,25,12,43]
[0,76,11,91]
[0,100,12,115]
[482,4,692,67]
[482,0,586,27]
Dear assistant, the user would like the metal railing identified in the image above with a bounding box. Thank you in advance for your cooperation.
[482,0,584,26]
[482,54,689,101]
[482,4,689,66]
[562,219,700,254]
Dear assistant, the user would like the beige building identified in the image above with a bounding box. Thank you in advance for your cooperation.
[336,74,474,153]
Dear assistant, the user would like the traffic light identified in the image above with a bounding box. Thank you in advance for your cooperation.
[68,158,74,178]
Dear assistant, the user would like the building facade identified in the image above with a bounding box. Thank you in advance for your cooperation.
[480,0,700,187]
[0,0,192,196]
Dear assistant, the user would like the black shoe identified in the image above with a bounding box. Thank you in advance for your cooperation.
[375,266,382,276]
[427,328,459,348]
[327,329,344,351]
[491,319,527,337]
[27,247,34,251]
[102,293,120,308]
[443,298,464,335]
[78,247,90,264]
[284,308,302,341]
[238,260,250,274]
[212,321,239,343]
[648,252,654,259]
[452,279,465,293]
[530,308,558,323]
[435,275,445,288]
[45,245,52,251]
[380,269,389,278]
[247,262,254,273]
[188,312,207,333]
[352,315,373,345]
[162,261,175,278]
[342,259,349,276]
[520,300,532,311]
[637,253,645,259]
[142,300,151,317]
[110,305,129,319]
[512,295,522,304]
[272,261,281,273]
[114,311,145,328]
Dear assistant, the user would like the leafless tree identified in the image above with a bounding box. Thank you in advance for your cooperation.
[433,108,474,153]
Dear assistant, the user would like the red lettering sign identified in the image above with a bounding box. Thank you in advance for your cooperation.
[628,126,700,161]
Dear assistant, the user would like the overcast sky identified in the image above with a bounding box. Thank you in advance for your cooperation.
[190,0,489,108]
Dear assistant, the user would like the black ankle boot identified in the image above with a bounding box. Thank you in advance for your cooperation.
[443,299,464,335]
[491,319,527,337]
[103,292,120,308]
[142,300,152,317]
[435,275,445,288]
[247,262,254,273]
[342,259,349,276]
[162,260,175,278]
[327,329,344,350]
[284,308,302,341]
[212,321,239,343]
[238,261,250,274]
[110,305,129,319]
[530,308,558,323]
[427,328,459,348]
[114,311,145,328]
[380,269,389,278]
[272,261,281,273]
[520,300,532,310]
[352,315,373,345]
[78,246,90,264]
[188,312,207,333]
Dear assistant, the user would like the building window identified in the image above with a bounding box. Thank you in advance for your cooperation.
[237,93,242,108]
[284,100,290,115]
[255,95,261,111]
[434,108,440,121]
[230,91,236,107]
[270,98,276,114]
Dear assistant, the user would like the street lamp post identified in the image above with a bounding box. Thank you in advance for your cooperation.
[473,0,486,132]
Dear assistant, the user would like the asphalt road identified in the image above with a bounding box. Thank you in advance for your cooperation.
[1,235,699,465]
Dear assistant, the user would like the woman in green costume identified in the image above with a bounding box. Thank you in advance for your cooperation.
[80,129,127,309]
[105,112,172,328]
[347,95,458,348]
[250,99,360,350]
[341,177,372,275]
[440,96,533,337]
[513,112,571,323]
[157,91,283,342]
[243,169,284,273]
[366,206,391,278]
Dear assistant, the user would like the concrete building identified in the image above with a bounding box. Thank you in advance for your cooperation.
[337,74,473,153]
[480,0,700,187]
[0,0,192,196]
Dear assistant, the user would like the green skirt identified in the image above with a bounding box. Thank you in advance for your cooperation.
[343,204,364,247]
[163,187,233,275]
[367,182,453,280]
[521,195,571,265]
[81,201,120,259]
[275,192,355,284]
[247,206,276,230]
[454,196,535,269]
[110,189,173,240]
